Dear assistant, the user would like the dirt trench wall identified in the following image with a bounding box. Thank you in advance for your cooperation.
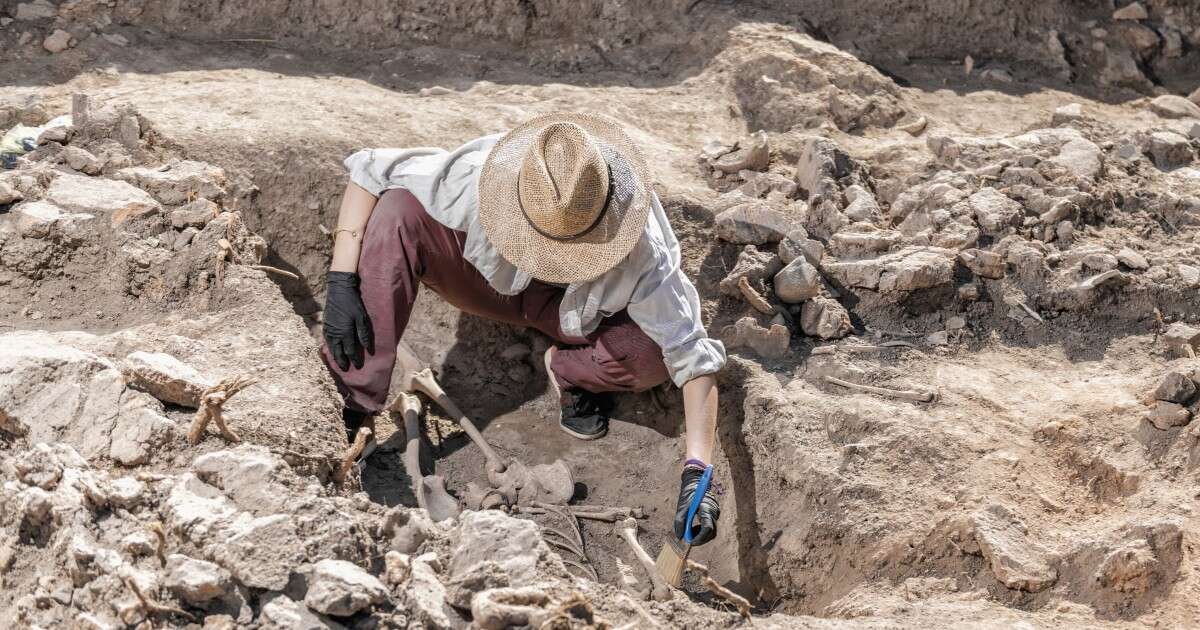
[110,0,699,68]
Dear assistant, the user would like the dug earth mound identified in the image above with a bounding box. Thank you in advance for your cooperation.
[2,0,1200,628]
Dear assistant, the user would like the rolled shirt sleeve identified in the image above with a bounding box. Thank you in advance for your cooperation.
[343,147,445,197]
[625,247,726,387]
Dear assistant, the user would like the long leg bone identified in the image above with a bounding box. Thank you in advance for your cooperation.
[399,393,427,510]
[397,393,460,521]
[616,518,672,602]
[824,375,935,403]
[409,368,506,473]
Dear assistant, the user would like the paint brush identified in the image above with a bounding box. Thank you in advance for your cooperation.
[655,464,713,587]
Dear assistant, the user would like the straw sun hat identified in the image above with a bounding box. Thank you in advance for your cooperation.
[479,112,653,284]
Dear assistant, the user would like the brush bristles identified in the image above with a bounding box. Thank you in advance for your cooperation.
[655,541,686,587]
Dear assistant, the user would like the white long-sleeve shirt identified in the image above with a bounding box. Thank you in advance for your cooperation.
[343,133,725,386]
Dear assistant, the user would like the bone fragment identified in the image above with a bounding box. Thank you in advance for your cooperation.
[334,427,372,485]
[737,276,775,314]
[124,577,196,622]
[687,559,752,620]
[187,375,256,444]
[247,264,299,280]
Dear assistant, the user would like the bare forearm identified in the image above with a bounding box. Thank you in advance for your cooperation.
[329,182,379,273]
[681,374,718,463]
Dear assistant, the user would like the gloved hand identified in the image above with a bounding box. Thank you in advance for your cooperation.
[324,271,374,371]
[673,461,720,546]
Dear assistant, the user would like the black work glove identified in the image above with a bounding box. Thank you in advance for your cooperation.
[324,271,374,371]
[673,463,720,546]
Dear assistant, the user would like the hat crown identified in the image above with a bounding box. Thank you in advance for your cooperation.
[517,122,610,240]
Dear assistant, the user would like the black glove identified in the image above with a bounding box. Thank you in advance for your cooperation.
[324,271,374,371]
[673,463,720,546]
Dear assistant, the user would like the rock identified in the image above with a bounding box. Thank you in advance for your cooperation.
[1190,122,1200,141]
[712,131,769,173]
[1163,323,1200,357]
[14,443,64,489]
[842,185,881,222]
[722,317,790,358]
[15,0,58,20]
[1082,251,1119,273]
[1121,24,1160,59]
[169,198,220,230]
[1116,248,1149,270]
[450,510,547,584]
[793,135,854,204]
[102,33,129,47]
[192,446,293,513]
[405,556,457,628]
[165,554,233,604]
[116,160,227,204]
[1146,131,1193,170]
[773,258,822,303]
[210,514,305,590]
[445,561,509,610]
[0,179,23,205]
[926,331,949,346]
[958,248,1006,279]
[1191,88,1200,107]
[0,332,124,458]
[1036,199,1075,225]
[37,125,69,145]
[261,596,344,630]
[1153,372,1196,405]
[122,351,212,407]
[1049,135,1104,181]
[777,229,808,264]
[1147,401,1191,429]
[1113,2,1148,20]
[800,296,853,340]
[304,559,390,617]
[972,505,1057,592]
[62,146,102,175]
[43,29,74,53]
[714,202,795,244]
[1052,103,1083,125]
[1148,95,1200,120]
[1056,220,1075,244]
[1097,540,1158,595]
[946,316,967,331]
[108,477,146,509]
[109,391,175,466]
[174,226,199,250]
[968,188,1023,235]
[14,201,63,239]
[719,245,783,297]
[46,173,161,227]
[828,229,900,256]
[738,171,797,198]
[822,247,956,292]
[1177,264,1200,287]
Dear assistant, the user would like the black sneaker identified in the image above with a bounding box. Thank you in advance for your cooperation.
[559,389,614,440]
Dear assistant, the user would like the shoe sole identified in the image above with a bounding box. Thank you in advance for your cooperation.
[559,422,607,441]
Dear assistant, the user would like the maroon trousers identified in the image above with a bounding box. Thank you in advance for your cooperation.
[321,188,670,414]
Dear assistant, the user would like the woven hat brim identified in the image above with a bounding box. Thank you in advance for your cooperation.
[479,113,652,285]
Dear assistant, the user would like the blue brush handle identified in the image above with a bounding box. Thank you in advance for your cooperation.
[682,464,714,545]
